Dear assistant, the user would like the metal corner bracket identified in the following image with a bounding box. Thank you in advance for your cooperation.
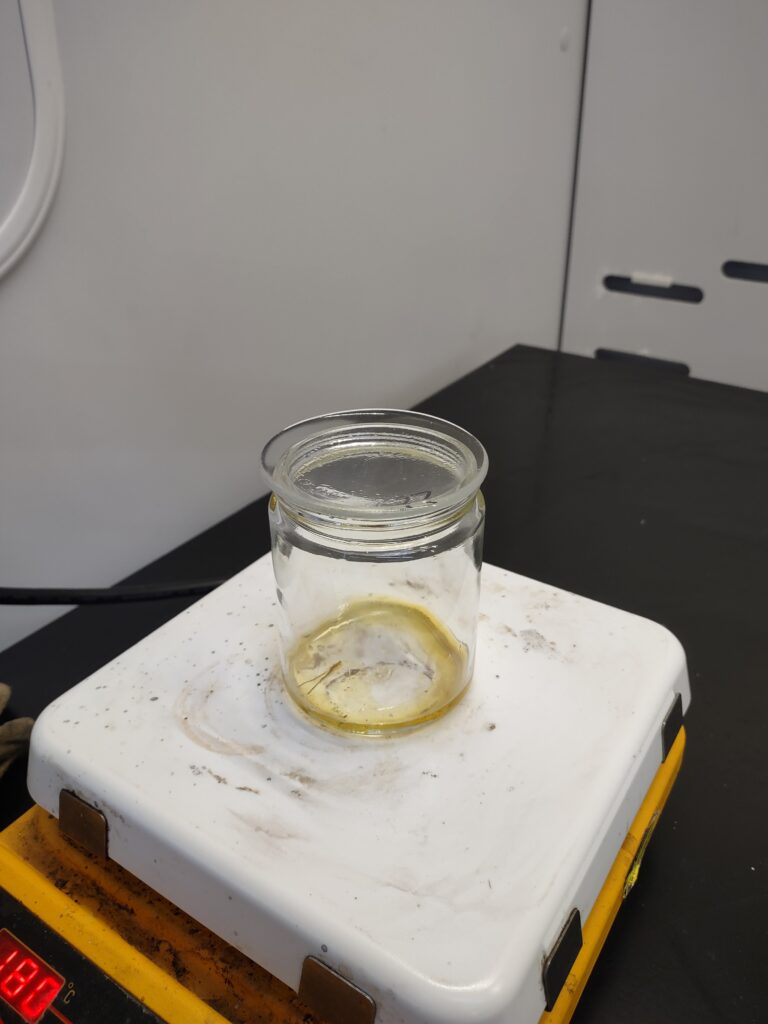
[542,907,583,1011]
[58,789,108,858]
[299,956,376,1024]
[661,692,684,762]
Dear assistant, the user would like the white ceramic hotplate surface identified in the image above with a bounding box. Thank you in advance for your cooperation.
[28,555,689,1024]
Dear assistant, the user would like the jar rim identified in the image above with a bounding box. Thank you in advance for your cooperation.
[261,409,488,525]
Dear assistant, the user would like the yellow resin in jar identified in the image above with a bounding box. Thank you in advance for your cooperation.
[287,596,469,733]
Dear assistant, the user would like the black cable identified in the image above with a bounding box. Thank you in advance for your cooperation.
[0,581,225,605]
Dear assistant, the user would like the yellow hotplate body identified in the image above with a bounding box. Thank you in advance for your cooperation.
[0,729,685,1024]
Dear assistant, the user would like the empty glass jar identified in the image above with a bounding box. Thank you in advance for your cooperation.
[261,409,488,734]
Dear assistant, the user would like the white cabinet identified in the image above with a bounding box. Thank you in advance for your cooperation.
[563,0,768,391]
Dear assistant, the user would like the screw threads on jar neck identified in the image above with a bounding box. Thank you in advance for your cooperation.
[262,409,488,529]
[270,490,485,561]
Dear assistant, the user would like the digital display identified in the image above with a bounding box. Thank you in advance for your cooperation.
[0,929,65,1023]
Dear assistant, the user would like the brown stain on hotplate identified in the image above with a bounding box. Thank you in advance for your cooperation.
[4,808,327,1023]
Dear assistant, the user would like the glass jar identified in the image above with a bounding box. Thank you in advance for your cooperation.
[261,409,487,735]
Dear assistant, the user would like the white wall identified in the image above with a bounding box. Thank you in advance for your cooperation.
[562,0,768,390]
[0,0,587,651]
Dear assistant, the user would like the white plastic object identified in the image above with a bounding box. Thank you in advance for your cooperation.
[28,555,690,1024]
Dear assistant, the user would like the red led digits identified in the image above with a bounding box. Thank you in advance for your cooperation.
[1,957,39,997]
[0,930,65,1023]
[20,975,66,1018]
[0,931,19,972]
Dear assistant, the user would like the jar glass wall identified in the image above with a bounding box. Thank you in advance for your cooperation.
[261,410,487,735]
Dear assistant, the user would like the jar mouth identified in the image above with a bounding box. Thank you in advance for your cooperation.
[261,409,488,525]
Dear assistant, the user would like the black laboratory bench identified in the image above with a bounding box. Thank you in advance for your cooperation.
[1,344,766,1024]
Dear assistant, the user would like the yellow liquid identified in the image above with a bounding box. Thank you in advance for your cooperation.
[286,597,469,734]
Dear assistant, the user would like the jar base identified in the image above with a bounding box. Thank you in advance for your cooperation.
[284,596,470,734]
[285,676,472,736]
